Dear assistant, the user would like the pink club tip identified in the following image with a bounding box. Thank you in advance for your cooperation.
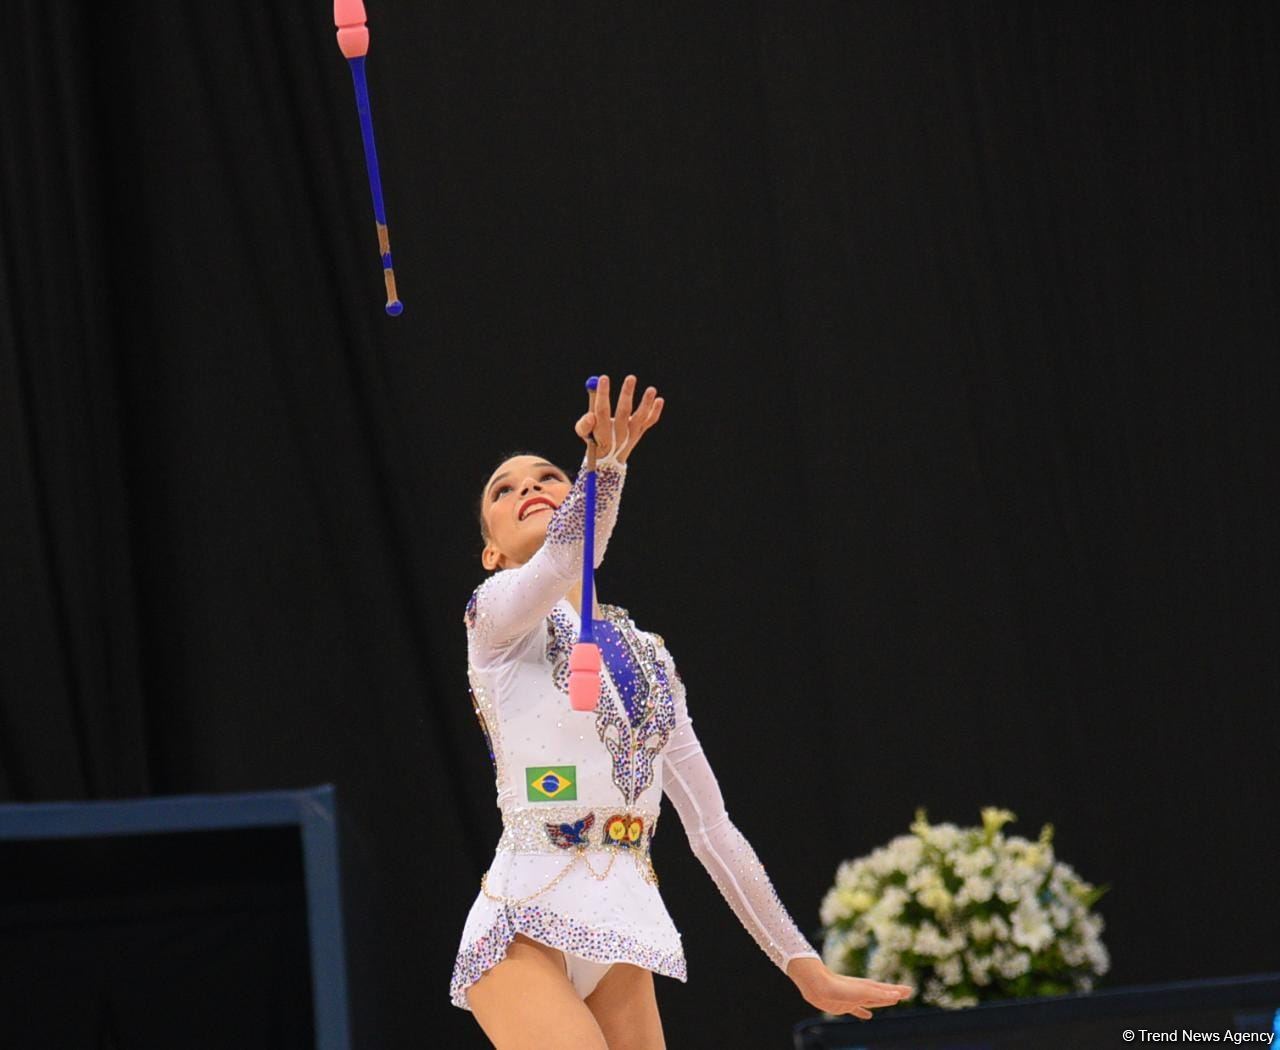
[569,642,602,710]
[334,0,367,26]
[334,0,370,58]
[569,671,600,711]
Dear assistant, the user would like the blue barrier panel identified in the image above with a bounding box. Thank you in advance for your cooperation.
[0,785,351,1050]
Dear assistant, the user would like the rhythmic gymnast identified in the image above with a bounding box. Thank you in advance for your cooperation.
[450,374,913,1048]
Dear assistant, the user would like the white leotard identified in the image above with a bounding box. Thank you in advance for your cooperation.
[449,452,820,1010]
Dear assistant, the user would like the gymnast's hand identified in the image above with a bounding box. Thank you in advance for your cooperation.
[573,374,664,465]
[787,957,914,1020]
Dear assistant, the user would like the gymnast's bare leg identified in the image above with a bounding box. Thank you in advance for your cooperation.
[585,963,666,1050]
[466,934,609,1050]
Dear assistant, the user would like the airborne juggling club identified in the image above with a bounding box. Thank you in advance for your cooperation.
[334,0,403,316]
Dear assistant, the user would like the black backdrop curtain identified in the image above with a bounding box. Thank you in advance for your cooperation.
[2,2,1277,1046]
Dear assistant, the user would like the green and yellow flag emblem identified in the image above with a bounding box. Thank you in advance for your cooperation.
[527,765,577,802]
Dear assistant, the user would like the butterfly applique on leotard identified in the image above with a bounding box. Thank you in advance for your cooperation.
[544,812,594,849]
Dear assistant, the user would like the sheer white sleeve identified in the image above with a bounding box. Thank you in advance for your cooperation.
[657,643,822,973]
[464,454,627,660]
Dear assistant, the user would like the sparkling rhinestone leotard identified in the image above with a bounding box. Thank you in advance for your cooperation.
[449,450,821,1010]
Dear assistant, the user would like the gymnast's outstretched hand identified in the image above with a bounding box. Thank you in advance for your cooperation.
[573,374,664,464]
[787,957,915,1020]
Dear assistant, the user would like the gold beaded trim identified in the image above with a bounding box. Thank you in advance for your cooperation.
[481,847,619,906]
[480,842,660,906]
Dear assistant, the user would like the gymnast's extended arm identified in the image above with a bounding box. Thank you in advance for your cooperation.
[657,643,823,973]
[657,643,917,1017]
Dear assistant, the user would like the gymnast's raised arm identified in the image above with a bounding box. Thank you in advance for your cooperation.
[465,375,664,660]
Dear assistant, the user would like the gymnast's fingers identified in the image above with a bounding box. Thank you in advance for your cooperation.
[850,977,910,1003]
[841,989,901,1009]
[633,395,663,446]
[628,385,656,432]
[619,389,661,462]
[614,374,637,435]
[593,375,612,455]
[871,981,914,1000]
[575,411,596,445]
[644,395,664,431]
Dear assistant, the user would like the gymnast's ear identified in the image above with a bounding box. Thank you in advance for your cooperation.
[481,543,503,571]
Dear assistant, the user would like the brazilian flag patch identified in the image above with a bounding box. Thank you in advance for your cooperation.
[527,765,577,802]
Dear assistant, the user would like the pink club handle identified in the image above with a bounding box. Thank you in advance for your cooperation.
[568,642,601,711]
[334,0,370,58]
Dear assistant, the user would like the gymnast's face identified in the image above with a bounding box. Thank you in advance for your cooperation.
[481,454,572,570]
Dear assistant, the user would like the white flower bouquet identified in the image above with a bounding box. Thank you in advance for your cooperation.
[819,807,1110,1009]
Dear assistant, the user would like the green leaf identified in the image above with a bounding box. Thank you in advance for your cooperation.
[1080,883,1111,908]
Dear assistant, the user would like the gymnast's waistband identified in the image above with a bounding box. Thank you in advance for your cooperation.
[496,805,661,856]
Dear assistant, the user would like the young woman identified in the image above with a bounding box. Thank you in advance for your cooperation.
[450,375,913,1048]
